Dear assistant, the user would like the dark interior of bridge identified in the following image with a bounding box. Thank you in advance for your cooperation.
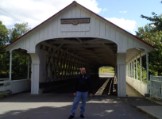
[37,38,117,96]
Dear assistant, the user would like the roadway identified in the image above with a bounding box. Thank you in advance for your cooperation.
[0,92,158,119]
[0,78,161,119]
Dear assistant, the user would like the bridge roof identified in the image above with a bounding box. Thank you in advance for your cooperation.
[6,1,153,66]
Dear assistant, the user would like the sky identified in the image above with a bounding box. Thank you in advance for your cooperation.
[0,0,162,35]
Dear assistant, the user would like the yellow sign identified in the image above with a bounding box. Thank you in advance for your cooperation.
[99,66,114,78]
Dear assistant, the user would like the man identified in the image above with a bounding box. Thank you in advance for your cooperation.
[68,67,92,119]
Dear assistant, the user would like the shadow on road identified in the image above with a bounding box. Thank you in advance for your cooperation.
[0,93,157,119]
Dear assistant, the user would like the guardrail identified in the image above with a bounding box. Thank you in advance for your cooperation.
[0,78,30,94]
[0,78,10,92]
[126,76,148,96]
[150,75,162,99]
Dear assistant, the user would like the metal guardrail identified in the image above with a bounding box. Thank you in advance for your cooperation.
[150,75,162,99]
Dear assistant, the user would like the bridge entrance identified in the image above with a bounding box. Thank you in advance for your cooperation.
[36,38,117,96]
[5,1,153,97]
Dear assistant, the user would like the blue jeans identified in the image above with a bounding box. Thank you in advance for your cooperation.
[70,91,88,116]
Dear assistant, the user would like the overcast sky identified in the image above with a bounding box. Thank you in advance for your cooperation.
[0,0,161,34]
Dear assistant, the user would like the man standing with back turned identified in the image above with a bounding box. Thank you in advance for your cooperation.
[68,67,92,119]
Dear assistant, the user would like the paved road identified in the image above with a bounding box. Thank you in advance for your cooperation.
[0,93,158,119]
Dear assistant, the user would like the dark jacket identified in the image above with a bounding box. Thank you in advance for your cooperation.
[75,74,92,93]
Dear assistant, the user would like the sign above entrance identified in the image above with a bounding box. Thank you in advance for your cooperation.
[61,18,90,25]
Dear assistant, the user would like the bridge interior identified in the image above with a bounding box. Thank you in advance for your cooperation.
[37,38,118,95]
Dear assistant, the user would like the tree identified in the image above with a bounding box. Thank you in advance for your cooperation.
[141,13,162,31]
[12,49,30,80]
[137,8,162,75]
[0,21,9,77]
[8,23,31,79]
[0,21,9,50]
[9,23,30,43]
[0,22,31,79]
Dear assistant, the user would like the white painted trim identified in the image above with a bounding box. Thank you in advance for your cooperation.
[140,54,142,81]
[146,52,149,81]
[117,53,126,97]
[27,56,30,80]
[135,58,138,80]
[30,53,40,94]
[9,51,12,81]
[126,76,148,96]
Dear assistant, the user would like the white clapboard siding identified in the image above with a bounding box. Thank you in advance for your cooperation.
[6,2,152,53]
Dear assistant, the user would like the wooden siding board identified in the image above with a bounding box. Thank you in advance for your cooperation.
[99,22,106,38]
[116,33,122,52]
[80,9,90,18]
[92,17,100,37]
[105,25,114,42]
[6,2,152,53]
[110,27,116,43]
[74,6,81,18]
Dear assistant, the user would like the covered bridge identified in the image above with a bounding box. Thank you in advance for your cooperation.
[5,1,153,97]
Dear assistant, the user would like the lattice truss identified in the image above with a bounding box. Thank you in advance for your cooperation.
[39,44,87,81]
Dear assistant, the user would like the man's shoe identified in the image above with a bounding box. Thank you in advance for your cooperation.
[68,115,74,119]
[80,114,85,118]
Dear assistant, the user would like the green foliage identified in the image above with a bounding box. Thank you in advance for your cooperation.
[0,49,31,79]
[137,30,162,75]
[0,21,9,52]
[0,52,9,78]
[12,50,30,80]
[0,21,9,78]
[9,23,30,43]
[0,21,9,47]
[0,22,31,79]
[137,8,162,75]
[136,61,147,83]
[141,13,162,31]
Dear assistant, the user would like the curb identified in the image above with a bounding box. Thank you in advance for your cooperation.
[146,97,162,106]
[136,106,158,119]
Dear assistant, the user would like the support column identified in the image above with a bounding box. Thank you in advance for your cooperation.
[131,62,133,77]
[133,60,136,79]
[9,50,13,81]
[146,52,149,81]
[27,56,30,80]
[30,53,40,94]
[146,52,150,95]
[117,53,126,97]
[129,63,131,77]
[140,54,142,81]
[135,58,138,80]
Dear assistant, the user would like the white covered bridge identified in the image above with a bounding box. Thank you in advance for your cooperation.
[3,1,153,97]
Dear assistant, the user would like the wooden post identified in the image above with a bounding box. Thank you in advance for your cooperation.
[9,50,13,81]
[117,53,126,97]
[30,53,40,94]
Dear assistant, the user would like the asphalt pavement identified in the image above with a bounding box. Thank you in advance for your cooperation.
[0,93,161,119]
